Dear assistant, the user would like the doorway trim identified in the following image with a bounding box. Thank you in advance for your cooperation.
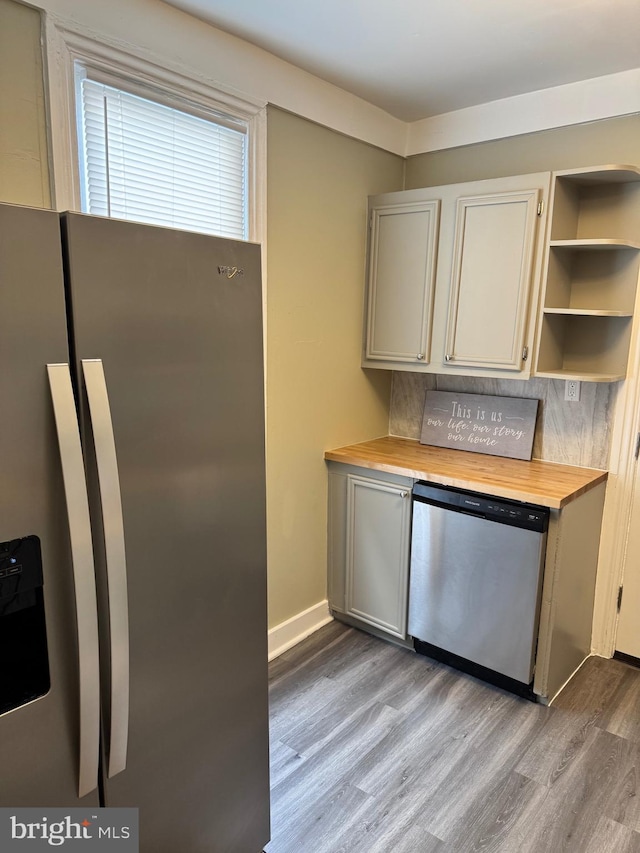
[591,301,640,656]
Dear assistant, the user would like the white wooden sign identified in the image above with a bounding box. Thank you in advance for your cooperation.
[420,390,539,460]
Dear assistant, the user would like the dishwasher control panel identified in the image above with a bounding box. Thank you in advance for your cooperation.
[412,482,548,532]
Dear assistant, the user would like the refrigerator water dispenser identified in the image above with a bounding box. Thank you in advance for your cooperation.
[0,536,50,714]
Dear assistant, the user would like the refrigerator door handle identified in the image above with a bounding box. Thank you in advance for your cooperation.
[47,363,101,798]
[82,359,130,779]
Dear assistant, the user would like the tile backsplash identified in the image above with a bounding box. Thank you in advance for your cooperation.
[389,372,617,470]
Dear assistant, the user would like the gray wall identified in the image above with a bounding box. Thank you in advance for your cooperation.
[266,107,404,627]
[0,0,50,208]
[405,114,640,187]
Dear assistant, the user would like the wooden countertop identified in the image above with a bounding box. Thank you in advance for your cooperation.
[324,436,607,509]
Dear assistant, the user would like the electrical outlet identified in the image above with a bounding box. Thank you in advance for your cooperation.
[564,379,581,402]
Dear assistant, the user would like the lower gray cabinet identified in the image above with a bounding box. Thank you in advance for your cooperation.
[327,463,412,640]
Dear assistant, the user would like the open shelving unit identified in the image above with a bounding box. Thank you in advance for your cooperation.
[535,166,640,382]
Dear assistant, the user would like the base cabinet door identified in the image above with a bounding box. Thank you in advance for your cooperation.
[328,463,412,641]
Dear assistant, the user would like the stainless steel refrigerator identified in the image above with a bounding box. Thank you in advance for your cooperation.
[0,202,270,852]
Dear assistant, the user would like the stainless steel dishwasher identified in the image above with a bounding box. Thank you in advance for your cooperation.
[408,482,549,699]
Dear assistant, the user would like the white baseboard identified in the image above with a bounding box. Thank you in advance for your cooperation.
[268,600,333,661]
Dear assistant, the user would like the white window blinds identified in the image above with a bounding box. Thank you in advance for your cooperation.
[76,74,248,239]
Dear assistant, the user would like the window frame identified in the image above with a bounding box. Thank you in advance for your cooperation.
[75,64,251,239]
[45,21,267,245]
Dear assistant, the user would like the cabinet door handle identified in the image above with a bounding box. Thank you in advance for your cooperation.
[416,353,425,360]
[400,491,408,498]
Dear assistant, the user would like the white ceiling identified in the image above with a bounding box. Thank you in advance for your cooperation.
[162,0,640,122]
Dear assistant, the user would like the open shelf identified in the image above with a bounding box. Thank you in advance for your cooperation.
[536,313,632,381]
[553,165,640,185]
[550,239,640,250]
[535,368,626,383]
[543,308,632,317]
[534,166,640,383]
[545,244,639,314]
[550,169,640,244]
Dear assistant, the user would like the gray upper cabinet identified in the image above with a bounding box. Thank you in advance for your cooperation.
[445,188,541,371]
[363,173,551,379]
[365,200,440,364]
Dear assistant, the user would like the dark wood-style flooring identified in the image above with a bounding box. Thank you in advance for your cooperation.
[266,621,640,853]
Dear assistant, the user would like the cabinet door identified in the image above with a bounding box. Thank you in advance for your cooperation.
[444,189,541,371]
[345,474,411,639]
[365,200,439,365]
